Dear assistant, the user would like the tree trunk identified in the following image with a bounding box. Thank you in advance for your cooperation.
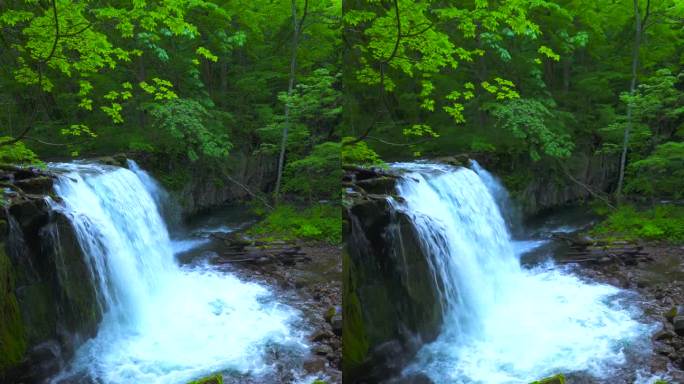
[616,0,643,204]
[274,0,304,204]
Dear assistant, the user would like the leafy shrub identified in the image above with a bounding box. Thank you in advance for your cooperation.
[248,204,341,244]
[0,138,43,166]
[283,141,341,202]
[341,137,385,166]
[625,141,684,200]
[147,98,232,162]
[486,98,574,161]
[591,204,684,243]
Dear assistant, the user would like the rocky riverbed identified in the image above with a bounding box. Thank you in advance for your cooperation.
[560,241,684,383]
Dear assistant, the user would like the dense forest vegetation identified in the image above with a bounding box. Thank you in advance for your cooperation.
[2,0,681,241]
[0,0,342,242]
[343,0,684,242]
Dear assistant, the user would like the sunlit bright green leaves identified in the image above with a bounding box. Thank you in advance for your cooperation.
[404,124,439,138]
[139,78,178,101]
[61,124,97,138]
[347,0,563,135]
[2,0,224,134]
[196,47,219,62]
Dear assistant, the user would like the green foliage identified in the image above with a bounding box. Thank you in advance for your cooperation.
[186,373,223,384]
[486,99,574,160]
[600,69,684,156]
[624,142,684,199]
[341,138,385,166]
[0,138,44,166]
[256,68,342,158]
[530,373,566,384]
[147,98,231,162]
[345,0,564,135]
[283,142,341,202]
[248,204,342,244]
[343,0,684,207]
[591,205,684,243]
[0,0,219,130]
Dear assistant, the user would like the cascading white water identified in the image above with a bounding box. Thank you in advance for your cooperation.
[393,163,651,383]
[48,162,304,384]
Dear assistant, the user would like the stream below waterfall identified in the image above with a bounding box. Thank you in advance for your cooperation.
[389,162,667,384]
[45,161,312,384]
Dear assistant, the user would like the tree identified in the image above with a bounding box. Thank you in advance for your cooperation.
[343,0,566,147]
[274,0,309,204]
[616,0,649,204]
[0,0,224,147]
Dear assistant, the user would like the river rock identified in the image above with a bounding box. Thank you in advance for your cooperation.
[330,313,342,336]
[655,342,676,357]
[653,329,676,341]
[310,329,334,342]
[303,357,327,373]
[674,315,684,336]
[313,344,334,357]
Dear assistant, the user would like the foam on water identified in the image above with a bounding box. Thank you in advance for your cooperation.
[393,162,651,383]
[48,162,305,384]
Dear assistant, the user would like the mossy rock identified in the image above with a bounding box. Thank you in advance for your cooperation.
[187,373,223,384]
[530,373,566,384]
[0,243,27,373]
[355,176,397,195]
[343,198,445,382]
[13,176,53,195]
[342,250,369,374]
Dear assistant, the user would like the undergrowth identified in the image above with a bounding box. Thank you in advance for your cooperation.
[248,203,341,244]
[591,204,684,243]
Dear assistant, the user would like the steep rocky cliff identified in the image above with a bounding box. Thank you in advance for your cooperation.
[92,151,277,217]
[0,171,101,383]
[434,152,619,215]
[343,167,445,383]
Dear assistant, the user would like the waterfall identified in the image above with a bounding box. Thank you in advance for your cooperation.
[469,159,522,234]
[392,162,650,383]
[47,161,303,384]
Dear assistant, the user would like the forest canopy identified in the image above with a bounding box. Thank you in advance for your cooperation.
[342,0,684,204]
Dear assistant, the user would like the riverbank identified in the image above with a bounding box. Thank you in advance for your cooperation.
[562,241,684,382]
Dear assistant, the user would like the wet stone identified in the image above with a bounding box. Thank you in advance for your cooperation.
[313,344,334,357]
[673,315,684,336]
[303,357,327,373]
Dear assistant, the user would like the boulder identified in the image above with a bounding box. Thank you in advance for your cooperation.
[343,190,445,382]
[355,176,397,195]
[1,202,101,381]
[13,176,53,195]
